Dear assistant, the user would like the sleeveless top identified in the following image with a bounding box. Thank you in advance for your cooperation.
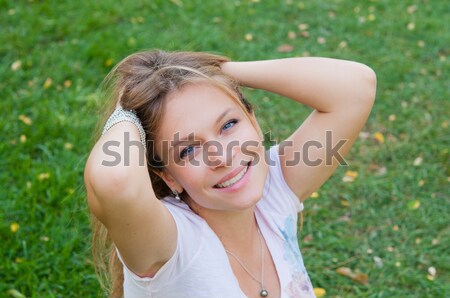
[117,146,316,298]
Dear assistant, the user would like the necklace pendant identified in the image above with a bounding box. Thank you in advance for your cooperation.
[260,289,268,297]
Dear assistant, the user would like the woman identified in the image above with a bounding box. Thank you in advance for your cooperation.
[84,50,376,298]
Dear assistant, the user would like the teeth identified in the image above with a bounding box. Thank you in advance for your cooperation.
[215,166,248,188]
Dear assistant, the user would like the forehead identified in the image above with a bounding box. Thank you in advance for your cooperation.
[158,83,240,141]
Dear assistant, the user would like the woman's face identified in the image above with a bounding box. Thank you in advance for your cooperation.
[156,82,268,212]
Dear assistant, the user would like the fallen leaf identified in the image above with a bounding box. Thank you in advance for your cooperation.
[298,23,309,30]
[313,288,326,297]
[388,114,396,121]
[245,33,253,41]
[38,173,50,181]
[303,234,313,243]
[373,256,383,267]
[7,289,26,298]
[104,59,113,67]
[343,170,358,182]
[373,132,385,144]
[407,200,421,210]
[288,31,296,39]
[277,44,294,53]
[15,257,25,263]
[413,156,422,166]
[299,31,310,37]
[340,199,350,206]
[20,135,27,143]
[11,60,22,71]
[407,5,417,14]
[310,192,319,199]
[64,80,72,88]
[338,41,347,49]
[317,37,326,44]
[10,222,20,233]
[407,22,415,31]
[43,77,52,89]
[336,267,369,285]
[18,115,32,125]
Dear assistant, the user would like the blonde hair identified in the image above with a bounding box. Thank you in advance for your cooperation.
[90,50,255,297]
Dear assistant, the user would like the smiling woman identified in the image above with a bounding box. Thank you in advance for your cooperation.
[84,50,376,298]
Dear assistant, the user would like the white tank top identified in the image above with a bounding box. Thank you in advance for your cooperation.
[118,146,316,298]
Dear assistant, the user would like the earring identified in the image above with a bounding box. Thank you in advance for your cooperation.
[172,190,181,201]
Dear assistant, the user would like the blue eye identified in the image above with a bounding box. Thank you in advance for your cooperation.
[180,145,195,159]
[223,119,238,131]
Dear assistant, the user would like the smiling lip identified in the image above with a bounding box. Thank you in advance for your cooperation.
[213,161,251,189]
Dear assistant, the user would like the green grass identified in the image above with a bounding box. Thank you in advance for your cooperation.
[1,0,448,297]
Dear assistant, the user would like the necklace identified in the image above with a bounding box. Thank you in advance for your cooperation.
[225,227,269,297]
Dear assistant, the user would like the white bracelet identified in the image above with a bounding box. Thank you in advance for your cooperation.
[102,106,147,150]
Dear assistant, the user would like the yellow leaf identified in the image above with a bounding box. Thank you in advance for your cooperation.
[336,267,369,285]
[38,173,50,181]
[373,132,385,144]
[64,142,73,150]
[104,59,114,67]
[336,267,353,276]
[15,257,25,263]
[11,60,22,71]
[10,222,20,233]
[43,77,52,89]
[340,199,350,207]
[7,289,26,298]
[407,200,421,210]
[310,192,319,199]
[298,23,309,30]
[20,135,27,143]
[314,288,326,297]
[338,41,347,49]
[343,170,358,182]
[18,114,32,125]
[244,33,253,41]
[413,156,423,166]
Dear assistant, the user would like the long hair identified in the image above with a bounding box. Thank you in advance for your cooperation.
[89,50,255,298]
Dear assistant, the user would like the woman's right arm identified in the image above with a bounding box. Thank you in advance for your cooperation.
[84,121,177,276]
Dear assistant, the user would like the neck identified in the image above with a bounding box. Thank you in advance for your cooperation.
[199,206,259,252]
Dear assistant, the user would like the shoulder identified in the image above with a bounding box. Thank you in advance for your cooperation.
[259,146,304,215]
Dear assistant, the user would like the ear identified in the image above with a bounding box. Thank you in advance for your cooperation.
[157,170,184,194]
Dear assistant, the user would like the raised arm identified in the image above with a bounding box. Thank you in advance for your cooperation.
[222,57,377,201]
[84,121,177,276]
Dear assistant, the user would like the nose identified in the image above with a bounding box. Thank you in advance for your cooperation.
[204,140,239,168]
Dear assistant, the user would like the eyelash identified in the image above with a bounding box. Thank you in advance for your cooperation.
[179,119,240,159]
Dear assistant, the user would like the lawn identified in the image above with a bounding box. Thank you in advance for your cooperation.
[0,0,448,297]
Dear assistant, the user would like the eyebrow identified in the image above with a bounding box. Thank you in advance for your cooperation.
[170,108,236,150]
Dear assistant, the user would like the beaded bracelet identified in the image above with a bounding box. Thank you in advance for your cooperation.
[101,106,147,151]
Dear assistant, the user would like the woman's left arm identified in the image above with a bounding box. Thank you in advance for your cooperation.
[222,57,377,201]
